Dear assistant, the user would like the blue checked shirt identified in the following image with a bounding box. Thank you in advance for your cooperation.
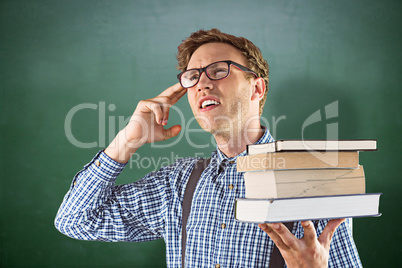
[55,129,362,267]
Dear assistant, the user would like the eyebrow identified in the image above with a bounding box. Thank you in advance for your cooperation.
[186,59,232,70]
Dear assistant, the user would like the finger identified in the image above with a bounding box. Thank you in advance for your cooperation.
[301,221,318,247]
[163,125,182,140]
[159,90,186,124]
[260,223,297,250]
[162,105,169,125]
[156,99,171,125]
[158,83,185,97]
[148,101,164,124]
[170,86,187,104]
[158,83,187,104]
[318,218,345,248]
[145,97,171,125]
[258,223,290,250]
[271,223,299,249]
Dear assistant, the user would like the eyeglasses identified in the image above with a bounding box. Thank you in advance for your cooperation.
[177,60,257,89]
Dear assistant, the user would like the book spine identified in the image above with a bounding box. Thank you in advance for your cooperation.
[237,152,359,172]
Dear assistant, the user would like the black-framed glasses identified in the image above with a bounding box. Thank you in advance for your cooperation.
[177,60,257,89]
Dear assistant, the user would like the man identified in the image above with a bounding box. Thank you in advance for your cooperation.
[55,29,362,267]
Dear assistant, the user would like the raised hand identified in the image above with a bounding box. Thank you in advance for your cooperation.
[259,218,345,268]
[105,83,187,163]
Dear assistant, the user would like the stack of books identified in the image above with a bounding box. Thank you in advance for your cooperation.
[235,140,382,223]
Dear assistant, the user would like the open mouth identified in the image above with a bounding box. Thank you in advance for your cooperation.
[200,99,221,109]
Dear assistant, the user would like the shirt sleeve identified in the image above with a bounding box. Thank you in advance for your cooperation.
[54,150,171,242]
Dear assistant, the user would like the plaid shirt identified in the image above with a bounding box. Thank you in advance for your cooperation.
[55,130,362,267]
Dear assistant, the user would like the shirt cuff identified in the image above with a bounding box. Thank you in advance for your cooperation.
[86,150,127,182]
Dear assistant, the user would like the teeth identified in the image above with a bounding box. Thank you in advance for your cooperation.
[201,100,220,108]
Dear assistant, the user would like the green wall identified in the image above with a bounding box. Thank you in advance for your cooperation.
[1,0,401,267]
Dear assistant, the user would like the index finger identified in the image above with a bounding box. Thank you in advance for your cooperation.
[301,221,318,247]
[263,223,299,250]
[158,83,187,99]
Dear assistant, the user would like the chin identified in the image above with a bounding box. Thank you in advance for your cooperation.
[193,110,236,136]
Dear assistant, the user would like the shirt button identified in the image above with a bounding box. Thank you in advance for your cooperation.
[73,181,77,186]
[221,223,226,229]
[95,160,101,167]
[228,184,234,190]
[229,160,235,164]
[215,264,221,268]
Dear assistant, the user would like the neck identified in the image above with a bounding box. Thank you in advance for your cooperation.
[213,121,264,158]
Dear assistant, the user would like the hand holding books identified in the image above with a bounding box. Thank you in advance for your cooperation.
[259,218,346,268]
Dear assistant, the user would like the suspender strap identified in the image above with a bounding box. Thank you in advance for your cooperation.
[181,158,211,267]
[269,221,295,268]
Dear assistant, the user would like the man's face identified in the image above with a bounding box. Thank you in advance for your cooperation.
[186,42,257,137]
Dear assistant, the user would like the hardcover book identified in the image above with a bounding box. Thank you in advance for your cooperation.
[247,139,377,155]
[235,193,382,223]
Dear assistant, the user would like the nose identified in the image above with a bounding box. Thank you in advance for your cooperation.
[196,71,213,92]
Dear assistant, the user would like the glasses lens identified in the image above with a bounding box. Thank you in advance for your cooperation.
[207,62,229,80]
[180,62,231,88]
[181,69,200,88]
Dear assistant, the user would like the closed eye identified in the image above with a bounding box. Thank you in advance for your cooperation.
[209,68,228,79]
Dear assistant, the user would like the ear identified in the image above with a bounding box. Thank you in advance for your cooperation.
[250,77,265,101]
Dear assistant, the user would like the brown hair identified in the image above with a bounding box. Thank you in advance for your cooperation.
[177,28,269,115]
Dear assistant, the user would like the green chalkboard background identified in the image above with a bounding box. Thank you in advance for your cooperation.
[1,0,401,267]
